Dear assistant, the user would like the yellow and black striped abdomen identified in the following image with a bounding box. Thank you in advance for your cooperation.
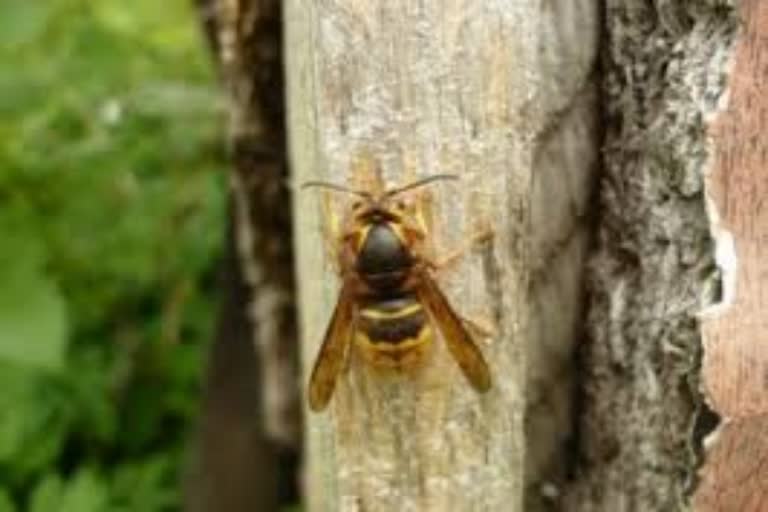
[354,295,433,370]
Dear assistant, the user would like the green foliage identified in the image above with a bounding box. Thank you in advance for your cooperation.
[0,221,67,371]
[29,469,108,512]
[0,1,224,509]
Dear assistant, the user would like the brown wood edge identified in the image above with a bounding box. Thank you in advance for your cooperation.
[695,2,768,511]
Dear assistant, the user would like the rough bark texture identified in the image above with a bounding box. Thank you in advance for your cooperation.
[695,2,768,510]
[285,1,599,511]
[188,0,299,510]
[214,0,300,448]
[563,2,737,510]
[186,217,279,512]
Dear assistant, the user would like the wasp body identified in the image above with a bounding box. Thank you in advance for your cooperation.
[304,173,491,411]
[353,218,433,370]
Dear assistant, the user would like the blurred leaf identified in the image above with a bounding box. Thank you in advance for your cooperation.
[0,218,67,371]
[60,469,109,512]
[0,488,15,512]
[0,368,68,480]
[66,349,118,444]
[27,474,63,512]
[110,455,178,511]
[29,469,108,512]
[0,2,51,49]
[0,372,29,457]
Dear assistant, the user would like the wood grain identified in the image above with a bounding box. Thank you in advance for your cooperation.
[694,416,768,512]
[696,1,768,510]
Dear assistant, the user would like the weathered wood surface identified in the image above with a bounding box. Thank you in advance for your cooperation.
[285,1,599,511]
[562,3,736,510]
[695,2,768,510]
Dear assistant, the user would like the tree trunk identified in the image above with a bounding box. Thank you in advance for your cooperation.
[285,2,599,511]
[563,2,737,511]
[186,215,280,512]
[188,0,300,510]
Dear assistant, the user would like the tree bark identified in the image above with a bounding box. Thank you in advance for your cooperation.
[188,0,300,510]
[285,2,599,511]
[563,3,737,510]
[186,215,279,512]
[213,0,300,449]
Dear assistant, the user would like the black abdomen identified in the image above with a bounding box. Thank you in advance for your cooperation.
[358,295,426,345]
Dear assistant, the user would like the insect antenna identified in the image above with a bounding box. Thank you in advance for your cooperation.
[384,174,459,198]
[301,180,373,200]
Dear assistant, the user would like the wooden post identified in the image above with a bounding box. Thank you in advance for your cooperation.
[285,2,599,511]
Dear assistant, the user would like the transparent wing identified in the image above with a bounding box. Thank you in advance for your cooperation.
[417,271,491,392]
[307,282,356,411]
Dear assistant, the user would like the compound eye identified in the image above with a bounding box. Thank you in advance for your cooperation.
[396,200,406,210]
[352,201,363,210]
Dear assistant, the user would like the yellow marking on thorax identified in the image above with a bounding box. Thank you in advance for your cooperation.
[355,224,372,252]
[387,222,407,245]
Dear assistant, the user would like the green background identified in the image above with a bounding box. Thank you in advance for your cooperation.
[0,1,224,510]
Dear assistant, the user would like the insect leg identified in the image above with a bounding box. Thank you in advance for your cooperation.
[434,228,494,273]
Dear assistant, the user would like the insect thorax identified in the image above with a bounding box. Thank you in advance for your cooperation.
[355,222,412,290]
